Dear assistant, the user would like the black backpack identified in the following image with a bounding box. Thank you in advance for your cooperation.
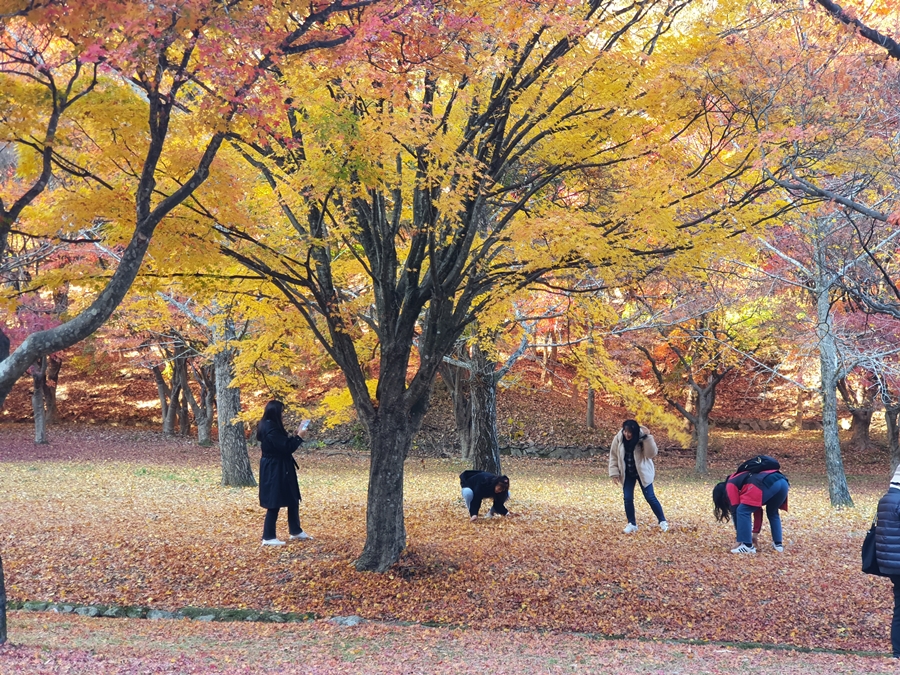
[736,454,780,474]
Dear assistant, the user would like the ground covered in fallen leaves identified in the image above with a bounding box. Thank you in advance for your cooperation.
[3,611,898,674]
[1,423,897,669]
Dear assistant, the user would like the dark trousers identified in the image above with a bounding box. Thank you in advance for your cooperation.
[263,503,301,540]
[623,475,666,525]
[892,576,900,658]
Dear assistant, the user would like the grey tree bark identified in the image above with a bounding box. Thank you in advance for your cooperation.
[183,361,215,446]
[439,358,473,461]
[470,344,502,475]
[886,406,900,473]
[31,356,47,444]
[42,356,61,425]
[215,346,256,487]
[816,284,853,506]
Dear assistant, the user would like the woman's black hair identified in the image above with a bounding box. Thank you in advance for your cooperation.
[495,475,510,491]
[622,419,640,437]
[712,481,731,523]
[257,400,286,440]
[622,419,641,452]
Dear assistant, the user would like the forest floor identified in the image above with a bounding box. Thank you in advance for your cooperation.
[1,423,898,673]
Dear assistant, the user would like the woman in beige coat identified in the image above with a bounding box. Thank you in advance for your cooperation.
[609,419,668,533]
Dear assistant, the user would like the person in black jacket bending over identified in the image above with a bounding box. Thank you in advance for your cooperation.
[257,400,313,546]
[876,465,900,658]
[460,470,512,522]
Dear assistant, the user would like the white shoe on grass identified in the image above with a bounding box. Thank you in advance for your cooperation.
[623,523,638,534]
[290,532,313,540]
[262,538,286,546]
[772,543,784,553]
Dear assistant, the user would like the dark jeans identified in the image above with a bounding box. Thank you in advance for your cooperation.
[263,503,301,540]
[735,477,789,546]
[623,475,666,525]
[892,576,900,658]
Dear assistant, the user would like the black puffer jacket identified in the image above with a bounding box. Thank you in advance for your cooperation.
[257,419,303,509]
[459,470,509,517]
[876,487,900,575]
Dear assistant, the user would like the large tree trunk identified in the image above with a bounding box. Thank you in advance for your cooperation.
[887,407,900,473]
[355,410,411,572]
[848,408,873,450]
[817,288,853,506]
[470,345,501,475]
[31,356,47,444]
[0,553,6,645]
[215,347,255,487]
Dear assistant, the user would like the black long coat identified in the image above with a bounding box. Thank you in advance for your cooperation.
[257,419,303,509]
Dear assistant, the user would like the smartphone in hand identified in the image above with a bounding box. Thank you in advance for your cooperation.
[298,419,311,434]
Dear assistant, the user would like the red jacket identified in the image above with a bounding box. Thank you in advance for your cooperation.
[725,469,789,510]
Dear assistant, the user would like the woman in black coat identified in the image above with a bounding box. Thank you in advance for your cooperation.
[257,400,312,546]
[875,465,900,658]
[459,470,511,521]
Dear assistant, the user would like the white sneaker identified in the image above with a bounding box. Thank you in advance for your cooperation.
[731,544,756,554]
[290,532,313,540]
[623,523,639,534]
[262,538,286,546]
[772,543,784,553]
[658,521,669,532]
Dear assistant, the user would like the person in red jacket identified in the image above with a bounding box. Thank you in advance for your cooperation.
[712,466,789,554]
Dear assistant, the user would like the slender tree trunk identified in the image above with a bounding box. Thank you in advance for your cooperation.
[887,407,900,473]
[198,380,215,447]
[0,328,9,362]
[163,380,181,437]
[152,364,171,423]
[848,408,873,450]
[469,345,501,475]
[586,387,595,429]
[215,347,255,487]
[177,357,190,436]
[817,288,853,506]
[686,387,699,442]
[0,553,6,645]
[31,356,47,444]
[355,410,410,572]
[795,388,806,429]
[183,362,214,446]
[694,387,714,476]
[440,362,472,461]
[43,355,61,424]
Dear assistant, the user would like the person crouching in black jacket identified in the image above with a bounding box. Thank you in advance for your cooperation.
[257,400,313,546]
[460,470,512,522]
[876,465,900,658]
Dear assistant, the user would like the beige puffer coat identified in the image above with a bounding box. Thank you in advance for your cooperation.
[608,426,659,486]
